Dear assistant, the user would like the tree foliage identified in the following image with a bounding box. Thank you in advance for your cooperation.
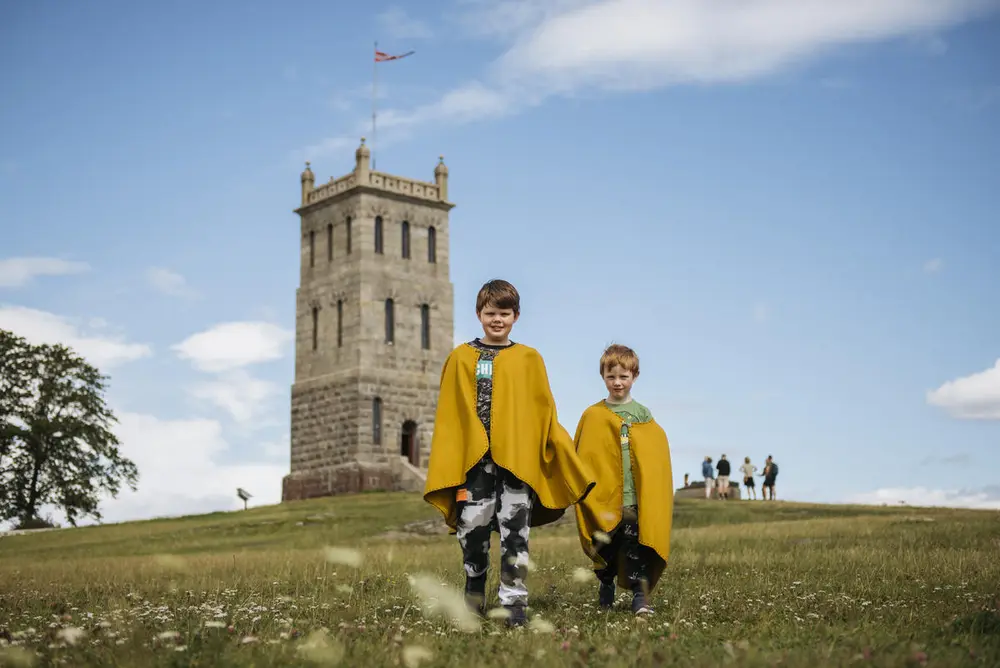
[0,328,139,527]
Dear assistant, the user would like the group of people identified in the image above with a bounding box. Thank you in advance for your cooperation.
[423,279,674,628]
[701,454,779,500]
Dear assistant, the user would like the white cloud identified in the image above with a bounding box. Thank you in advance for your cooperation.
[0,305,152,369]
[377,7,434,40]
[0,257,90,288]
[353,0,1000,136]
[172,322,294,372]
[146,267,199,298]
[926,359,1000,419]
[923,257,944,273]
[188,369,282,427]
[89,411,286,525]
[847,485,1000,509]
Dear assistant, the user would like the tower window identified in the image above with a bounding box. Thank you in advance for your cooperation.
[327,223,333,262]
[311,306,318,351]
[346,216,352,254]
[420,304,430,350]
[309,230,315,268]
[372,396,383,445]
[385,298,394,344]
[375,216,384,254]
[428,226,437,263]
[402,221,411,259]
[337,299,343,348]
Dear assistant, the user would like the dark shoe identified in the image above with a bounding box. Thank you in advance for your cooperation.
[465,574,487,617]
[598,580,616,609]
[631,591,653,616]
[504,603,527,627]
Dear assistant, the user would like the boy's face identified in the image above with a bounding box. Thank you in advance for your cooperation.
[477,302,518,344]
[602,364,635,402]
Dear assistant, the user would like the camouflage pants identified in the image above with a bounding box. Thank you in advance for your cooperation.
[596,506,651,593]
[456,451,533,606]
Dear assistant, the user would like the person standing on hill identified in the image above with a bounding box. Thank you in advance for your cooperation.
[573,344,673,616]
[761,455,778,501]
[739,457,758,500]
[716,455,731,500]
[701,456,714,499]
[423,279,597,627]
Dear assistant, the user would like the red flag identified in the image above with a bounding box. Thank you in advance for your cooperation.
[375,49,414,62]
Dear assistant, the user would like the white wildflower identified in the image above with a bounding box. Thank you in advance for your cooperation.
[296,629,345,665]
[529,617,555,633]
[402,645,434,668]
[56,627,86,646]
[323,547,363,567]
[407,574,481,633]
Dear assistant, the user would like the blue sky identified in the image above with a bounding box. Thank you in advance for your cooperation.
[2,0,999,524]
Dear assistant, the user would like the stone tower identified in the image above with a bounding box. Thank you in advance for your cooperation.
[281,138,455,501]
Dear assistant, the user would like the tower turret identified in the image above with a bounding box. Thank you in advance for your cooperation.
[300,162,315,206]
[434,155,448,202]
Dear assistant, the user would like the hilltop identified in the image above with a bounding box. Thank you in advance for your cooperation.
[1,495,998,667]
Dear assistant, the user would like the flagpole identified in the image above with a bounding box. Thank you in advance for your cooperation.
[372,40,378,171]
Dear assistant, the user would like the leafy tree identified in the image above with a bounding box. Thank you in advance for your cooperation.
[0,329,138,527]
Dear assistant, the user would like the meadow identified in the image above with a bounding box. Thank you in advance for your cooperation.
[1,493,998,667]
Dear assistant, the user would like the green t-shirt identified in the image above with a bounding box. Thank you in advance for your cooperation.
[604,399,653,507]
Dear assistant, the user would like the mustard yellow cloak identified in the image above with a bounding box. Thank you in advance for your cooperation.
[423,342,597,532]
[573,401,674,590]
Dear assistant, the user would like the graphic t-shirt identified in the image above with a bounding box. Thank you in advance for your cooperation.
[604,399,653,507]
[468,338,515,442]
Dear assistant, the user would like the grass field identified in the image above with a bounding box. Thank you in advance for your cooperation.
[1,494,999,667]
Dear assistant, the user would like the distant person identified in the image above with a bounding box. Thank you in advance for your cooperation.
[761,455,778,501]
[701,456,714,499]
[573,343,673,617]
[739,457,758,500]
[684,473,689,487]
[716,455,731,500]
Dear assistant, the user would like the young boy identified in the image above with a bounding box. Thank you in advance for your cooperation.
[573,344,673,616]
[423,279,596,627]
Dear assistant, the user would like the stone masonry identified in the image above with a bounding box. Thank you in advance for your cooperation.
[281,138,455,502]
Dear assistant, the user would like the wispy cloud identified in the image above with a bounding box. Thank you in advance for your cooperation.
[146,267,200,299]
[0,256,90,288]
[847,485,1000,509]
[187,369,282,428]
[377,7,434,40]
[172,321,294,372]
[0,305,152,368]
[919,452,973,466]
[923,257,944,273]
[926,359,1000,420]
[303,0,999,157]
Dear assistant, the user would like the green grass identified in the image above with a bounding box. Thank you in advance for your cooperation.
[1,495,999,667]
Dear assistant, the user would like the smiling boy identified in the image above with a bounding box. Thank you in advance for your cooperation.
[423,279,596,627]
[573,344,674,616]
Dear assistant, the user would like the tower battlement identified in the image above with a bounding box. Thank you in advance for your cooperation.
[282,138,455,503]
[298,137,451,210]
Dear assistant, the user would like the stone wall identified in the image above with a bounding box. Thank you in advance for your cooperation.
[283,154,455,502]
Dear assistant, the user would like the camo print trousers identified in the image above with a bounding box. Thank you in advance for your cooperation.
[456,451,533,607]
[595,506,650,594]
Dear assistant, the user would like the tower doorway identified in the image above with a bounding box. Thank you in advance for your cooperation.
[401,420,419,466]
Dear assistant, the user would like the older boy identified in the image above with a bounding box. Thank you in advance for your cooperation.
[573,344,673,616]
[423,279,596,627]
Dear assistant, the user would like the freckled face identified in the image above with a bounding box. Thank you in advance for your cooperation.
[603,365,635,401]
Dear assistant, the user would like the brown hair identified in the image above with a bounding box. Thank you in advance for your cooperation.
[476,279,520,315]
[599,343,639,377]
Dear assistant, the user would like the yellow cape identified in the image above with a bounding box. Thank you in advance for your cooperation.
[573,401,674,590]
[423,342,597,532]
